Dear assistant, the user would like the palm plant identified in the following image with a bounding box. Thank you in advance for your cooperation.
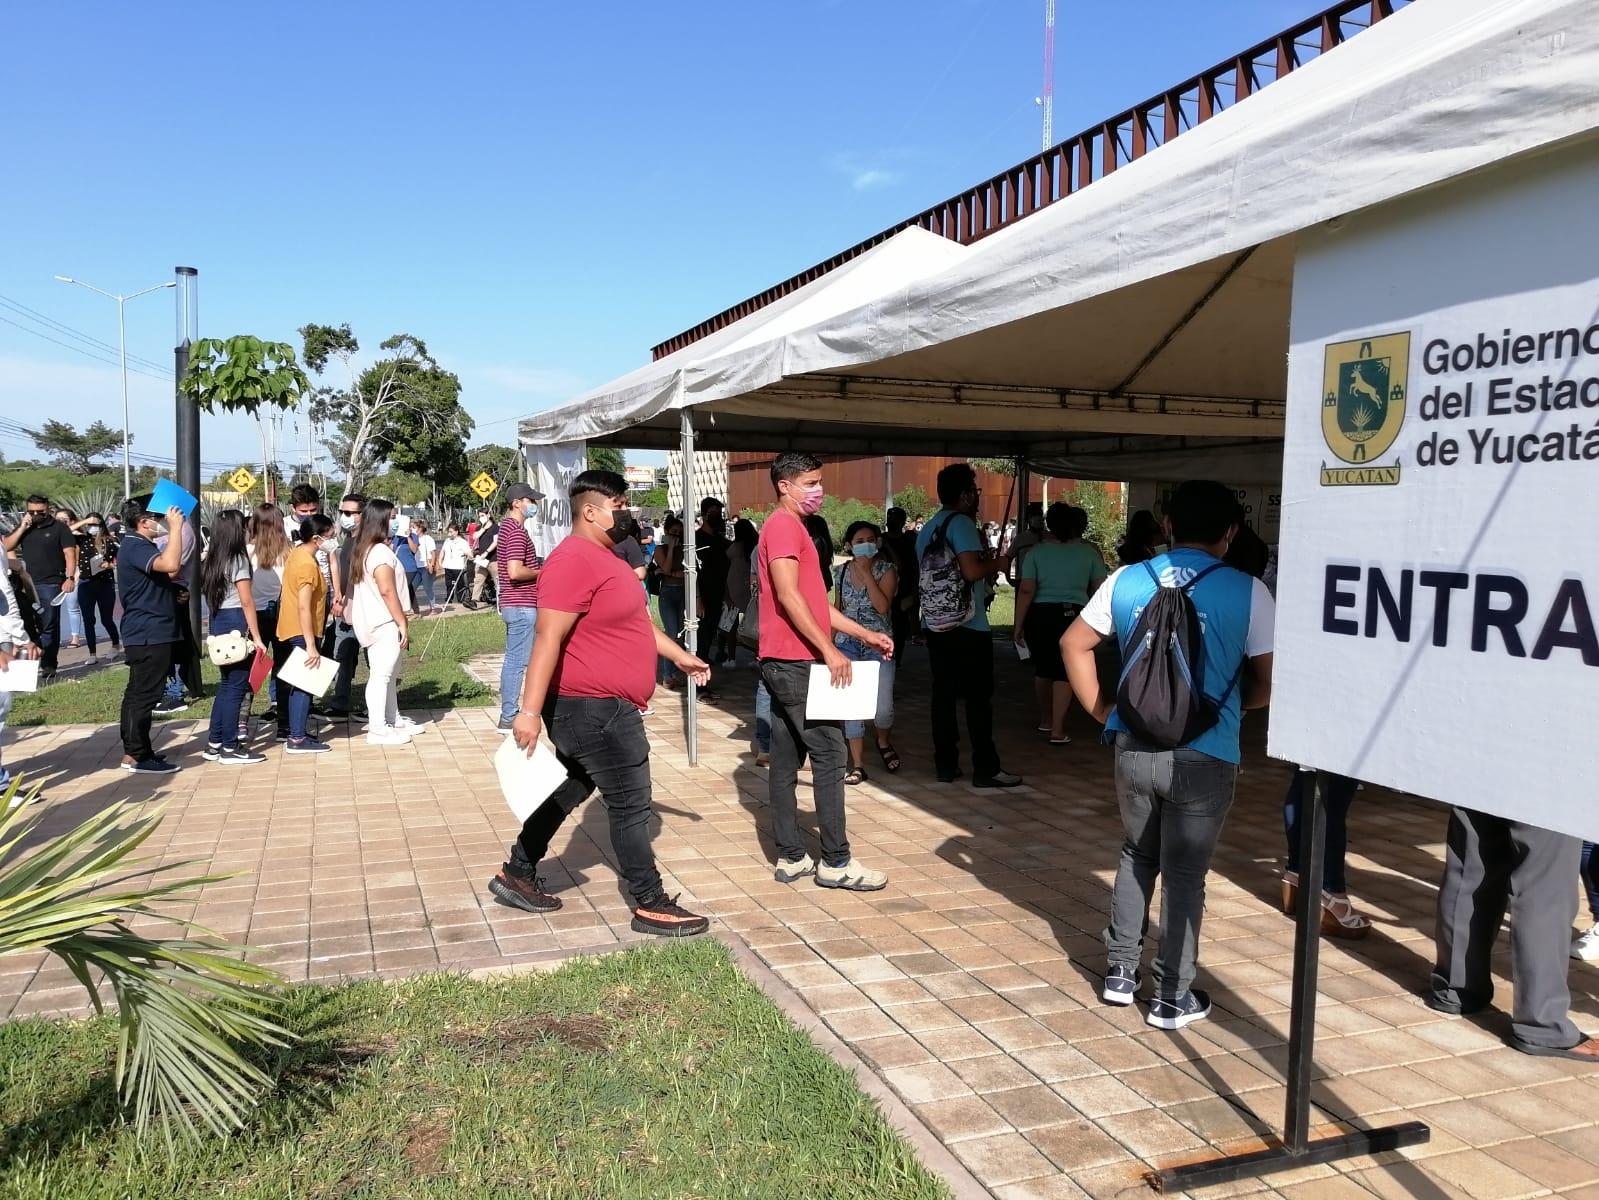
[0,777,295,1147]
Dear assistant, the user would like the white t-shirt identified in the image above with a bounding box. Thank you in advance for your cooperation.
[416,534,437,566]
[1080,563,1276,658]
[248,546,285,608]
[440,536,470,570]
[351,543,402,646]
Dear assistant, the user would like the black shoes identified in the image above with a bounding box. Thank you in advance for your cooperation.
[631,894,710,937]
[973,771,1024,789]
[488,871,563,913]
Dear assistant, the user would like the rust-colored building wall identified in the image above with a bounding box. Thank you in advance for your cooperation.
[725,452,1114,527]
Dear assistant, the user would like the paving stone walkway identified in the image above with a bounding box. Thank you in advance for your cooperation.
[6,646,1599,1200]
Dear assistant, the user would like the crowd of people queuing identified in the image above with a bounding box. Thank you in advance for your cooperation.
[3,457,1595,1057]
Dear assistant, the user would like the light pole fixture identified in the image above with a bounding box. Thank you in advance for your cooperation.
[54,275,178,498]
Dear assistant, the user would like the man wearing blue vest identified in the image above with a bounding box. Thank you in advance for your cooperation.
[1063,480,1274,1029]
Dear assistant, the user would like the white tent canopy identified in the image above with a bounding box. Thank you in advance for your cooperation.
[521,0,1599,464]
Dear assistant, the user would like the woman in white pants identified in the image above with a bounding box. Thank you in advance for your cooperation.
[347,498,420,746]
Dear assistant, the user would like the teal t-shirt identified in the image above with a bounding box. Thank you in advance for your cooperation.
[914,510,988,632]
[1022,540,1108,605]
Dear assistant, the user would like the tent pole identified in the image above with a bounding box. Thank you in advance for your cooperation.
[681,407,699,766]
[884,455,894,520]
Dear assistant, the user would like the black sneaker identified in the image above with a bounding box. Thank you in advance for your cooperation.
[153,697,188,715]
[1102,964,1140,1006]
[126,758,180,775]
[1423,990,1487,1017]
[973,770,1023,789]
[631,894,709,938]
[935,768,964,783]
[1147,988,1212,1030]
[220,746,268,765]
[260,706,279,723]
[201,743,224,762]
[496,715,517,732]
[487,871,562,913]
[285,736,332,755]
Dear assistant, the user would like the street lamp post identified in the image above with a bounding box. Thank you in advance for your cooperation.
[53,275,177,498]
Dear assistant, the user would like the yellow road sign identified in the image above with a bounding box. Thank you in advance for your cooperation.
[470,471,498,500]
[228,467,258,496]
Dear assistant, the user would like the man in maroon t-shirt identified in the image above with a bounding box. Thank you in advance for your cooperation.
[495,484,542,731]
[489,469,712,937]
[758,452,895,892]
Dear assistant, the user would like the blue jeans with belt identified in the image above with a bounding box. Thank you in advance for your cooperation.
[500,604,538,723]
[206,608,253,749]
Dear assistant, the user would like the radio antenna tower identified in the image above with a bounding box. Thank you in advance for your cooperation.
[1041,0,1056,150]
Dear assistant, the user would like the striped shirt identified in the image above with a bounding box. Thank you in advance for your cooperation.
[495,519,540,608]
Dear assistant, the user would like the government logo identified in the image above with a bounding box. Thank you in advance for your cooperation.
[1321,332,1408,486]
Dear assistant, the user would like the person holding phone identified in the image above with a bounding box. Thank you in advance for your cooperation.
[2,496,76,684]
[0,543,40,793]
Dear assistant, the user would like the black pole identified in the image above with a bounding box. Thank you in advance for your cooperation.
[175,338,200,643]
[1155,768,1428,1192]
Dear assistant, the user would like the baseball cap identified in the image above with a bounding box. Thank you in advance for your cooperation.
[505,483,545,503]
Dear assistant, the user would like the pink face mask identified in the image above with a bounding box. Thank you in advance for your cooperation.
[797,484,825,516]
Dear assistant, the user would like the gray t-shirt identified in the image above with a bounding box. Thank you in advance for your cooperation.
[219,555,252,609]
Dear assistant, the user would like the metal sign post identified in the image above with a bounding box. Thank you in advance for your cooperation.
[1154,771,1428,1192]
[680,407,699,766]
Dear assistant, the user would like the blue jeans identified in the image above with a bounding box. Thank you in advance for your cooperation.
[33,581,62,676]
[754,681,772,753]
[657,584,685,683]
[283,635,314,739]
[1283,770,1360,893]
[78,573,119,652]
[62,587,84,643]
[206,609,252,749]
[1582,842,1599,923]
[500,605,538,723]
[410,568,435,610]
[835,639,895,739]
[1105,735,1238,1000]
[0,642,14,789]
[330,621,362,711]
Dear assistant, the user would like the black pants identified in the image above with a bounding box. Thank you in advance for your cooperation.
[925,626,1000,778]
[171,613,202,697]
[443,568,466,605]
[695,584,726,659]
[891,602,915,663]
[121,642,174,761]
[509,697,665,907]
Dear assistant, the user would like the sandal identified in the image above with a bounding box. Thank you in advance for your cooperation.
[1320,892,1373,940]
[876,744,901,773]
[1511,1036,1599,1061]
[844,766,867,786]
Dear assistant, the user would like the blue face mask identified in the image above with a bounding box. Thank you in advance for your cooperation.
[851,541,877,558]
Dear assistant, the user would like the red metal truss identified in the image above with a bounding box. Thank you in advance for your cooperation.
[652,0,1407,361]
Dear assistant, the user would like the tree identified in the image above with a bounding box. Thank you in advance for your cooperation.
[1064,480,1126,565]
[25,419,127,474]
[635,485,668,508]
[588,446,624,475]
[179,336,311,415]
[0,778,294,1146]
[300,324,473,494]
[970,457,1017,476]
[364,468,432,506]
[892,484,933,520]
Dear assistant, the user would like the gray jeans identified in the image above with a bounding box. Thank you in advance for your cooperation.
[1104,734,1238,1000]
[760,658,849,867]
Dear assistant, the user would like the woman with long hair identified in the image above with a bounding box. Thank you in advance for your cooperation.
[833,520,900,783]
[247,504,292,731]
[1013,504,1107,744]
[347,497,417,745]
[1116,509,1164,566]
[71,510,119,663]
[718,517,760,664]
[198,509,269,765]
[653,515,687,687]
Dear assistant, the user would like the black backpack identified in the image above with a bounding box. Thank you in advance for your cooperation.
[1114,561,1241,750]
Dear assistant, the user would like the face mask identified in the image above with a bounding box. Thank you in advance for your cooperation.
[27,512,50,526]
[86,524,101,534]
[793,484,824,516]
[338,514,356,531]
[851,542,877,558]
[598,512,629,545]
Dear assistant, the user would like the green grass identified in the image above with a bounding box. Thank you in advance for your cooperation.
[12,612,505,727]
[0,941,949,1200]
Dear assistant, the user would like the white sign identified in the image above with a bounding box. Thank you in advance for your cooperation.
[624,465,655,488]
[1270,141,1599,840]
[523,441,587,550]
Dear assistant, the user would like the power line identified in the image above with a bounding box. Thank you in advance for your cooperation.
[0,293,173,374]
[0,312,173,382]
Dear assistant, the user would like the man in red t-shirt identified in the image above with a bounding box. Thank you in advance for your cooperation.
[758,452,895,892]
[489,469,712,938]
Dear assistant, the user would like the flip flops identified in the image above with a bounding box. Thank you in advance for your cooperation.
[1511,1037,1599,1062]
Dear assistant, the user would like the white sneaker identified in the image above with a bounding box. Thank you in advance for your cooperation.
[86,655,100,666]
[815,858,888,892]
[366,728,413,746]
[393,715,426,733]
[1572,923,1599,961]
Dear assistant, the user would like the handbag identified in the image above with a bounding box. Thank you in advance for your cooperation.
[717,603,739,634]
[737,577,761,651]
[205,629,252,667]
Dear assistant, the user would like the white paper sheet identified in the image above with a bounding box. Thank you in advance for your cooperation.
[277,646,338,699]
[805,661,880,721]
[494,735,570,822]
[0,658,40,693]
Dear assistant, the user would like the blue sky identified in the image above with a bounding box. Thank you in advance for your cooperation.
[0,0,1312,477]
